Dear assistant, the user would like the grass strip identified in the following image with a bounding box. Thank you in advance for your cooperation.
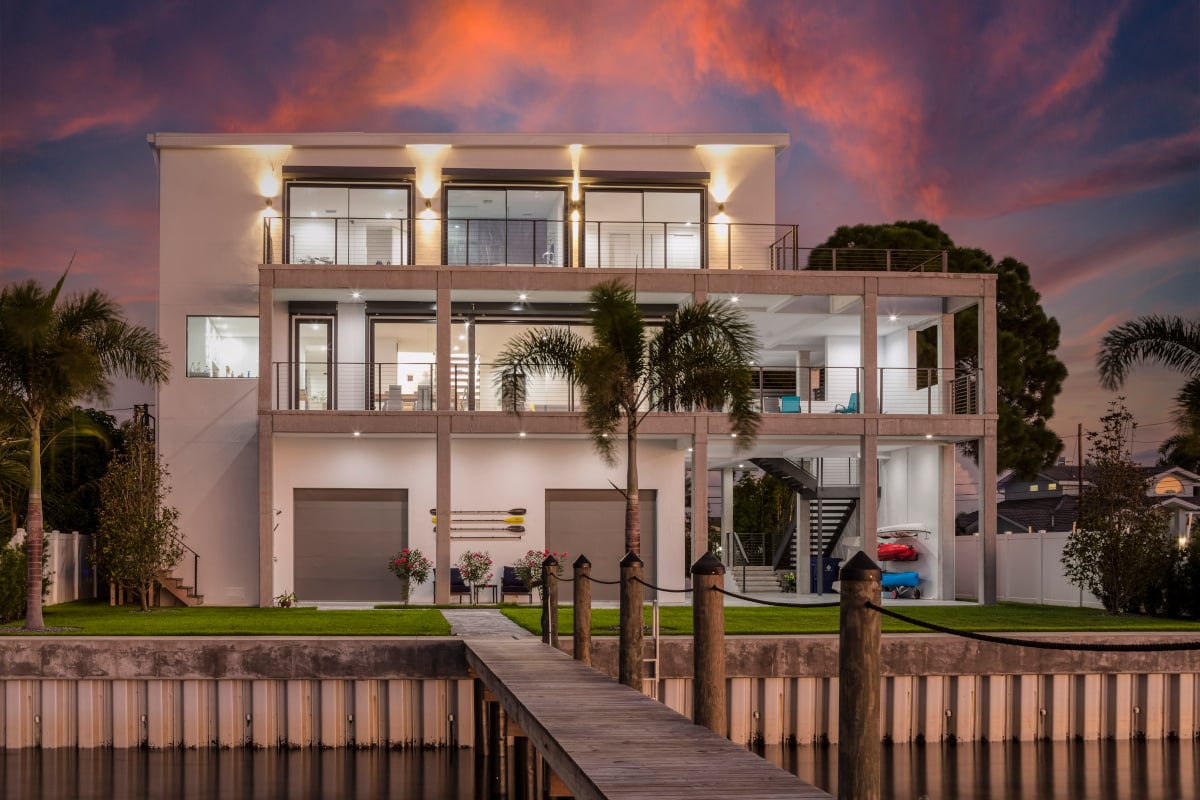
[2,601,451,636]
[502,602,1200,637]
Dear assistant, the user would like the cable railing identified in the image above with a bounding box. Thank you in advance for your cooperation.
[263,216,948,272]
[268,361,982,415]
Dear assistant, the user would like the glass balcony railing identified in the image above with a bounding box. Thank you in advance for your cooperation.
[262,217,948,272]
[270,362,981,415]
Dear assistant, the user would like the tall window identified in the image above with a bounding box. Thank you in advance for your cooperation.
[446,187,565,266]
[583,189,702,269]
[286,184,410,265]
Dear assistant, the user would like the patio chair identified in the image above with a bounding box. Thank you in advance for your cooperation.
[448,568,471,603]
[500,566,533,603]
[780,395,801,413]
[834,392,859,414]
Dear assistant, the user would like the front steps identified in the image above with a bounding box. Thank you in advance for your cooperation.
[730,565,787,594]
[155,572,204,606]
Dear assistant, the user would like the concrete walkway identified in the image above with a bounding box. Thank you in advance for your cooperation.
[442,609,536,638]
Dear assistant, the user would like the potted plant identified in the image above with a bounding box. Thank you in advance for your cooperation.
[456,551,494,605]
[514,549,568,600]
[274,589,296,608]
[387,547,432,605]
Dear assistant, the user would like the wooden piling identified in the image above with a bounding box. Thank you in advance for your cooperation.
[691,551,726,737]
[619,551,644,690]
[541,554,559,648]
[572,554,592,665]
[839,551,882,800]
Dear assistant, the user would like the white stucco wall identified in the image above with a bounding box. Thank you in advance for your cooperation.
[270,435,685,604]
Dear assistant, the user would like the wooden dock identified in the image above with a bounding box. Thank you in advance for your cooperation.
[464,638,831,800]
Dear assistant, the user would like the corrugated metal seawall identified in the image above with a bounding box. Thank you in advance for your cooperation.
[3,635,1198,748]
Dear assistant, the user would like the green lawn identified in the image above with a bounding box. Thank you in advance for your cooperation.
[502,602,1200,637]
[1,601,451,636]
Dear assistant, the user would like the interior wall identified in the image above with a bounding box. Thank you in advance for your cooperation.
[878,444,944,598]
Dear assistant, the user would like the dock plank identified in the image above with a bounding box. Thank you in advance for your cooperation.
[465,638,832,800]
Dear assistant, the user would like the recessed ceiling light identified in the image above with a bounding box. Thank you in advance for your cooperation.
[889,314,898,322]
[351,291,361,299]
[518,293,528,301]
[353,431,361,437]
[738,463,744,468]
[519,432,527,438]
[730,433,738,438]
[687,447,694,453]
[925,433,933,439]
[730,296,739,303]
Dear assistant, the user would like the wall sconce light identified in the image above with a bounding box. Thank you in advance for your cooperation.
[717,202,725,214]
[424,197,433,210]
[264,198,274,209]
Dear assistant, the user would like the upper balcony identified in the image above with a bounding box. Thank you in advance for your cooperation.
[262,216,948,273]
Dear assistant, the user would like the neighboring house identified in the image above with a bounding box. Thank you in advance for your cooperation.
[148,132,999,605]
[960,465,1199,541]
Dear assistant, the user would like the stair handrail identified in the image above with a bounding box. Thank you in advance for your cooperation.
[170,534,199,598]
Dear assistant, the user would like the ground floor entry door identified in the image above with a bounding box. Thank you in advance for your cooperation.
[294,488,408,602]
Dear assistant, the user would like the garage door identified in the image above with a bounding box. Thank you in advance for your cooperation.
[294,488,408,602]
[545,489,656,603]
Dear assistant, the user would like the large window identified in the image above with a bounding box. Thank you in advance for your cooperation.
[186,317,258,378]
[583,189,702,269]
[286,184,410,265]
[446,187,565,266]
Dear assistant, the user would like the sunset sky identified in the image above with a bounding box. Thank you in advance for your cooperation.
[2,0,1197,464]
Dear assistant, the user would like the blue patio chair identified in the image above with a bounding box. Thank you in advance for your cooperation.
[501,566,534,603]
[834,392,859,414]
[780,395,801,413]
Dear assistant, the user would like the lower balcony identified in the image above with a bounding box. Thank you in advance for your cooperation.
[270,363,980,416]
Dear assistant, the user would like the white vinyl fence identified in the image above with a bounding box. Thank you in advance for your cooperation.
[954,530,1103,608]
[12,529,96,605]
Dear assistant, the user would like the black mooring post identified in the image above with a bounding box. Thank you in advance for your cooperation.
[573,554,592,665]
[619,551,644,690]
[839,551,882,800]
[691,551,726,737]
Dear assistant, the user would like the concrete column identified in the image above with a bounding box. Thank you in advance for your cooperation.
[258,413,274,607]
[860,427,879,559]
[435,275,452,604]
[720,468,734,567]
[861,279,878,415]
[691,428,708,566]
[979,423,998,605]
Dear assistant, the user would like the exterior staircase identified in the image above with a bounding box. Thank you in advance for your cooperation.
[749,457,862,569]
[731,565,788,594]
[155,572,204,606]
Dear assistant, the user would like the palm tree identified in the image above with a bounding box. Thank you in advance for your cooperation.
[494,280,760,556]
[0,271,169,629]
[1097,314,1200,470]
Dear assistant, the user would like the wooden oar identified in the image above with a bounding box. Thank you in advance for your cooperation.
[433,516,524,524]
[444,525,525,533]
[430,507,527,516]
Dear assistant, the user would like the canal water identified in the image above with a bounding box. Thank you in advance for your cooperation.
[4,740,1197,799]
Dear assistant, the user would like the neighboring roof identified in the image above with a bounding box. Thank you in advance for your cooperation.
[958,494,1080,535]
[147,132,791,152]
[1004,463,1198,487]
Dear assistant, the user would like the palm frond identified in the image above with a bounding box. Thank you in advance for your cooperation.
[1097,315,1200,390]
[588,281,646,381]
[492,328,585,413]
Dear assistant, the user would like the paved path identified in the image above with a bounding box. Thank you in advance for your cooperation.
[442,608,536,638]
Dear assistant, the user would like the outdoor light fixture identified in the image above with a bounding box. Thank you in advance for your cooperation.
[425,197,433,210]
[351,291,361,300]
[730,296,739,303]
[264,198,273,208]
[925,433,933,439]
[519,432,527,438]
[889,313,898,322]
[353,431,361,437]
[717,202,725,213]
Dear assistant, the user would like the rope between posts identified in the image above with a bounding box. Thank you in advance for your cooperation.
[713,585,841,608]
[630,576,691,593]
[581,575,621,585]
[865,601,1200,652]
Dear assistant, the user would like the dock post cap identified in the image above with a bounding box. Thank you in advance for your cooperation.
[691,551,726,576]
[572,554,591,569]
[543,554,559,568]
[620,550,643,567]
[840,551,882,582]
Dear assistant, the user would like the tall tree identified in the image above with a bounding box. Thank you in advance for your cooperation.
[494,280,760,555]
[1061,400,1172,613]
[1097,314,1200,471]
[0,272,169,629]
[95,422,182,612]
[812,221,1067,476]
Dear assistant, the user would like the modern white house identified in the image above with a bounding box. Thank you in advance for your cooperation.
[149,132,999,606]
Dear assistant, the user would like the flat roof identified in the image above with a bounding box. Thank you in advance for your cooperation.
[147,131,790,153]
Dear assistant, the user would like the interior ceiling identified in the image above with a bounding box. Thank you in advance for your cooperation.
[276,289,946,365]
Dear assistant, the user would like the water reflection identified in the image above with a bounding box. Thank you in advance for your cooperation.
[761,739,1199,800]
[6,740,1197,799]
